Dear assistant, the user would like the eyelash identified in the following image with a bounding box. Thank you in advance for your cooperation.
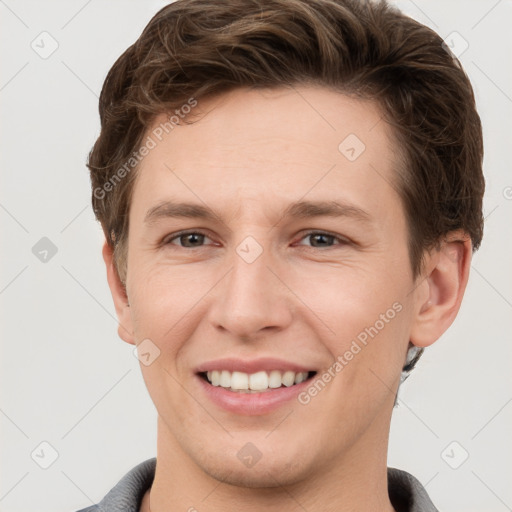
[163,229,350,249]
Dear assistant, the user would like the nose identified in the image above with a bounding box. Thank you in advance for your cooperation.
[208,242,293,339]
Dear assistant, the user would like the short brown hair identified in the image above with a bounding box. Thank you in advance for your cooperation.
[88,0,484,285]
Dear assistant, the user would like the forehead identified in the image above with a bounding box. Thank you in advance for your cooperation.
[131,86,402,226]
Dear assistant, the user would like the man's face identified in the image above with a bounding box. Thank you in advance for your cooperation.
[118,87,423,486]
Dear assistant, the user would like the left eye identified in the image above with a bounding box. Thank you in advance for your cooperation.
[296,231,346,248]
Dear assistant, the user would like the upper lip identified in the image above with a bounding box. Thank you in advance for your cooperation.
[195,357,314,375]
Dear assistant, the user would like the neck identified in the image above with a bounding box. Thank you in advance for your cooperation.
[142,415,395,512]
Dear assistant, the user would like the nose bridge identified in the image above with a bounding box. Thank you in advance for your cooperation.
[210,235,291,337]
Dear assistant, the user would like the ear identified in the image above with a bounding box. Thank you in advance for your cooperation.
[102,241,135,345]
[410,230,472,348]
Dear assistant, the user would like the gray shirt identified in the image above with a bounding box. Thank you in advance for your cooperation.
[75,458,439,512]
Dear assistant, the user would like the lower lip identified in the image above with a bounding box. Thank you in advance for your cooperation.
[196,375,313,415]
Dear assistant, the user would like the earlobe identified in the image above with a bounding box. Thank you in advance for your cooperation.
[410,231,472,348]
[102,241,135,345]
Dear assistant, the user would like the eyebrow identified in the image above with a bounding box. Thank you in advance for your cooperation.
[144,199,372,225]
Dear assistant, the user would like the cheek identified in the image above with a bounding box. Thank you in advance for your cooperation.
[293,263,411,392]
[127,267,201,417]
[127,263,217,366]
[129,261,188,325]
[292,260,405,337]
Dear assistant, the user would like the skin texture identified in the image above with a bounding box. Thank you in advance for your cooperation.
[103,86,472,512]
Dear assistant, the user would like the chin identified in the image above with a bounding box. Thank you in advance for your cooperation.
[187,440,317,489]
[202,457,309,489]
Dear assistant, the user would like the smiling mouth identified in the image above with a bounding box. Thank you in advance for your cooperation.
[198,370,317,393]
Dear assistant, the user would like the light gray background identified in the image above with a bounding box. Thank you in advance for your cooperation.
[1,1,511,511]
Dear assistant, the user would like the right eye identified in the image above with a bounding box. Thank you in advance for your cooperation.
[164,230,214,248]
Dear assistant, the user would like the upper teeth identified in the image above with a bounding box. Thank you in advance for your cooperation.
[206,370,309,391]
